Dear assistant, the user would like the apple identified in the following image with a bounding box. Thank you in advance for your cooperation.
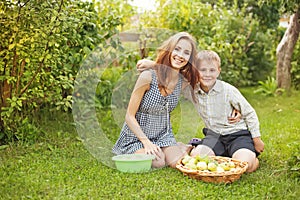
[182,155,192,165]
[200,155,210,164]
[207,162,217,171]
[219,162,231,171]
[228,161,236,168]
[195,155,209,163]
[196,161,208,170]
[194,155,201,162]
[188,157,197,165]
[185,163,197,170]
[217,166,225,172]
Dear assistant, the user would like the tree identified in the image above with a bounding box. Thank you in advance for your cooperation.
[275,5,300,90]
[0,0,123,143]
[201,0,281,30]
[139,0,275,86]
[258,0,300,91]
[207,0,300,91]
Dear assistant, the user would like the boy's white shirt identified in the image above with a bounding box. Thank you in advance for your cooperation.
[183,80,261,138]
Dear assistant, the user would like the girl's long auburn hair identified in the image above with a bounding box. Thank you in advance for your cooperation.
[154,32,199,94]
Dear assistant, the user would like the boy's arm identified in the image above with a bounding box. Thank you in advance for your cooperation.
[230,86,261,138]
[136,59,155,73]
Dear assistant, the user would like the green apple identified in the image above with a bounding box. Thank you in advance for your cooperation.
[207,162,217,171]
[217,166,225,172]
[196,161,208,170]
[182,155,192,165]
[188,157,197,165]
[185,163,197,170]
[228,161,236,168]
[194,155,202,162]
[200,155,210,164]
[219,162,231,171]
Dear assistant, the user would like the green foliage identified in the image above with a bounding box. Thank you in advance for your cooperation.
[93,0,135,31]
[291,40,300,90]
[96,66,125,108]
[254,76,285,96]
[271,0,300,14]
[139,0,276,86]
[214,0,281,30]
[0,0,123,143]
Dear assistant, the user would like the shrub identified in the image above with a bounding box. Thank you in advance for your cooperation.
[0,0,123,144]
[254,76,285,96]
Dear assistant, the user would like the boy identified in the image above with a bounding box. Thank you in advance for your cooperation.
[190,50,264,172]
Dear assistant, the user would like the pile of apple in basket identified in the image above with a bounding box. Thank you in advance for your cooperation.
[176,155,248,184]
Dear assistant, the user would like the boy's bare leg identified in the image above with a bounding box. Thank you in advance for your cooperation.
[232,148,259,173]
[190,145,215,157]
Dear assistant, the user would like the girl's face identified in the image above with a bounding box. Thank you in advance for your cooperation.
[198,60,221,92]
[170,39,192,70]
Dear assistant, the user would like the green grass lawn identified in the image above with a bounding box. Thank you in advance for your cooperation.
[0,88,299,199]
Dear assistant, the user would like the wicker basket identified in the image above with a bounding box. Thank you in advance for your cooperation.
[176,156,248,184]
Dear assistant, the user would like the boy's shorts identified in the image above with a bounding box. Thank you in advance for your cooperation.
[201,128,260,157]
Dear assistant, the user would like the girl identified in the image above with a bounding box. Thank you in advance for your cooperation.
[112,32,199,168]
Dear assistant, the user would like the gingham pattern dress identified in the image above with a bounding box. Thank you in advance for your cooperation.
[112,69,182,155]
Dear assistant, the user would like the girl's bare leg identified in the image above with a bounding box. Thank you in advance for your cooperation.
[162,145,188,168]
[135,148,166,168]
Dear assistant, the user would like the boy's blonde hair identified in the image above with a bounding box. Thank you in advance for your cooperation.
[196,50,221,69]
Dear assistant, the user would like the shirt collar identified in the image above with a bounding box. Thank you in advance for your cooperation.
[197,80,222,95]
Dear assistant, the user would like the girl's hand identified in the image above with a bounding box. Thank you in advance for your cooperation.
[228,109,241,124]
[142,139,163,158]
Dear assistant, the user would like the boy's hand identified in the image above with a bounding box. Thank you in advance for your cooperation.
[228,109,241,124]
[253,137,264,153]
[136,59,155,72]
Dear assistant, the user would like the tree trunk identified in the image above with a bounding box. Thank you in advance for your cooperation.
[0,80,11,133]
[276,10,300,90]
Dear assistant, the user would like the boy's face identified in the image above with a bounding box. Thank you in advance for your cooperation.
[197,60,221,92]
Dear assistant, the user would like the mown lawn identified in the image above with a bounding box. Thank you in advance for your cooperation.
[0,88,299,199]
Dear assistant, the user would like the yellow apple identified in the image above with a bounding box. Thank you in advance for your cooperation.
[217,166,225,172]
[182,155,192,165]
[228,161,236,168]
[207,162,217,171]
[219,162,231,171]
[196,161,208,170]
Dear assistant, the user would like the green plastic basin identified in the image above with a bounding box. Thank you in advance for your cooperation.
[112,154,155,173]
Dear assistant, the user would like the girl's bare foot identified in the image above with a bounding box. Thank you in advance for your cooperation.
[177,142,194,154]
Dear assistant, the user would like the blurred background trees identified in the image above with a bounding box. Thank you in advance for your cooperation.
[0,0,127,142]
[0,0,299,144]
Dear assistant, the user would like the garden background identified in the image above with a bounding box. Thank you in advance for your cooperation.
[0,0,299,199]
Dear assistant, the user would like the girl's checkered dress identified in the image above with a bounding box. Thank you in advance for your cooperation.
[112,69,182,155]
